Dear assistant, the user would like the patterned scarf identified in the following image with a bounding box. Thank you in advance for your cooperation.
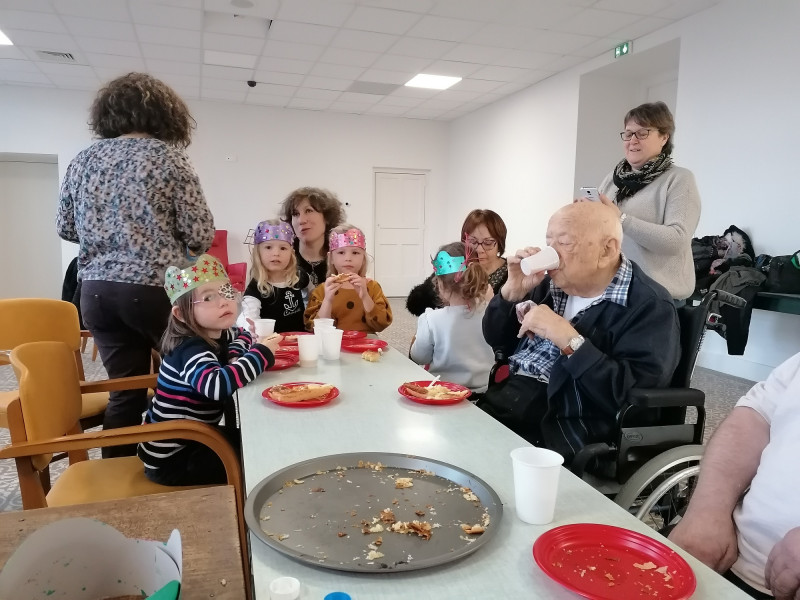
[612,153,673,203]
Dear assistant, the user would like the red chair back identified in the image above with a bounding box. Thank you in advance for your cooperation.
[207,230,229,268]
[227,263,247,293]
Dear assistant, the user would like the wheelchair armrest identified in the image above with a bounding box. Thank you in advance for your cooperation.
[570,442,612,478]
[627,387,705,409]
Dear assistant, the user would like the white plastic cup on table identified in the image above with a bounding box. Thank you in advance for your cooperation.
[254,318,276,337]
[510,446,564,524]
[519,245,560,276]
[319,328,344,360]
[269,576,300,600]
[314,318,334,331]
[297,334,319,367]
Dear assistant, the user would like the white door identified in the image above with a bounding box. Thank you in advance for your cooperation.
[374,171,427,297]
[0,156,61,299]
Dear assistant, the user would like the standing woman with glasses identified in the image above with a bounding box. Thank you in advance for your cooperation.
[586,101,701,303]
[406,209,508,316]
[57,73,215,457]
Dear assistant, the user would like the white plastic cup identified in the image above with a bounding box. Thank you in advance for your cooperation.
[254,318,276,337]
[520,246,560,276]
[297,335,319,367]
[269,576,300,600]
[510,446,564,524]
[314,318,334,330]
[319,328,344,360]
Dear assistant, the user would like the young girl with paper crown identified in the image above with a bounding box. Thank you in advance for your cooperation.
[138,254,281,486]
[240,219,309,333]
[304,224,393,332]
[409,241,495,394]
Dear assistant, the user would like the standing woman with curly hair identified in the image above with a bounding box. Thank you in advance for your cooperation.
[279,187,346,295]
[56,72,215,457]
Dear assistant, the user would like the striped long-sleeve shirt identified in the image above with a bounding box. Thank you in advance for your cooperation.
[138,328,272,470]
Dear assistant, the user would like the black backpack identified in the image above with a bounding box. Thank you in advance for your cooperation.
[756,251,800,293]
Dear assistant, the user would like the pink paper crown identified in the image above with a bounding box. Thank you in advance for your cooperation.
[254,220,295,245]
[329,228,366,251]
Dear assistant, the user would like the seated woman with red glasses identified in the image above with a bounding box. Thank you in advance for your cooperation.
[406,209,508,316]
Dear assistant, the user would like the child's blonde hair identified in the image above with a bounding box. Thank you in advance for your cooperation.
[250,219,300,297]
[326,224,368,277]
[434,241,488,311]
[161,290,220,354]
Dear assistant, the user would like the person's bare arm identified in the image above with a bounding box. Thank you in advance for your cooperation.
[669,406,769,571]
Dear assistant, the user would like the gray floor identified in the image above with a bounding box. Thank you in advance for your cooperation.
[0,297,756,512]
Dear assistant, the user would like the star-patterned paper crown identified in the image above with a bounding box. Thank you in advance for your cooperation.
[432,250,466,276]
[329,228,366,251]
[164,254,229,304]
[254,220,295,245]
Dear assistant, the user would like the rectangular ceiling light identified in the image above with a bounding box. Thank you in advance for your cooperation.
[203,49,257,69]
[0,29,13,45]
[405,73,461,90]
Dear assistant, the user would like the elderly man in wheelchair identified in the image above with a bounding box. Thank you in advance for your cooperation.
[478,201,681,466]
[478,202,749,535]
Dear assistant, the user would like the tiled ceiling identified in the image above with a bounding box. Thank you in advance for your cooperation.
[0,0,720,121]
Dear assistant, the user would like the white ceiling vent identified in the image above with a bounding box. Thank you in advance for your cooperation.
[34,50,77,63]
[346,81,400,95]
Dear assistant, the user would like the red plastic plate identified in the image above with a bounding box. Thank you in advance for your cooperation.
[262,382,339,408]
[269,354,299,370]
[397,380,472,405]
[340,338,389,353]
[533,523,696,600]
[341,330,367,340]
[278,331,312,347]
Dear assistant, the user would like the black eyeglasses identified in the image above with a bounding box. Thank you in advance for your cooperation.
[620,128,653,141]
[466,237,498,250]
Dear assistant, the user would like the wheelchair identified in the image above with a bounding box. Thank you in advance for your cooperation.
[487,289,746,535]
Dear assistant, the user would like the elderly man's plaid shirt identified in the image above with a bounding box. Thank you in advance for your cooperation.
[509,256,634,380]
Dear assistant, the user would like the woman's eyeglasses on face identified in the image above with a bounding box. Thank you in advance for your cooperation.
[466,237,498,250]
[619,128,652,141]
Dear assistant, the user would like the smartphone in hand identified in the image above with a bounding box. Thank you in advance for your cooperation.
[579,187,599,201]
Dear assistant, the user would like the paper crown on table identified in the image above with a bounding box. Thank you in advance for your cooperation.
[432,250,466,276]
[254,220,295,245]
[164,253,230,304]
[329,228,366,251]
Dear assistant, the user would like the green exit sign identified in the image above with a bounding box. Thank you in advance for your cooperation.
[614,41,632,58]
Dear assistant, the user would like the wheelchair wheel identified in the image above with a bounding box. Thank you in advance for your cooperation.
[613,444,704,535]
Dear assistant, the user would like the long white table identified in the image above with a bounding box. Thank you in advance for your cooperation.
[238,345,750,599]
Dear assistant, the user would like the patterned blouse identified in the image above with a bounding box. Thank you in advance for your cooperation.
[57,138,215,286]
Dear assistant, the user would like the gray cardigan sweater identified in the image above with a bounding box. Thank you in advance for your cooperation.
[599,165,701,299]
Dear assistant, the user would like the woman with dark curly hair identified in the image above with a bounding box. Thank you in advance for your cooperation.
[406,209,508,316]
[56,72,214,457]
[279,187,346,293]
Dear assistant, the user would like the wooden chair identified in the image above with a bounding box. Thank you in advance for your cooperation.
[0,298,108,431]
[0,340,252,599]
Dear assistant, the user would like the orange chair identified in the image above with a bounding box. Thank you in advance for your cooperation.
[0,340,251,599]
[0,298,108,431]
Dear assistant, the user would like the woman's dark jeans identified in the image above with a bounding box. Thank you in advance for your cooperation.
[81,280,171,457]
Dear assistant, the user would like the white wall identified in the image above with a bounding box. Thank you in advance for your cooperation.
[0,87,449,287]
[574,75,640,194]
[448,1,800,380]
[188,101,449,267]
[0,157,61,299]
[448,73,580,253]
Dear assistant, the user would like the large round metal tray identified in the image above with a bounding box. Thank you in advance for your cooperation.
[244,452,503,572]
